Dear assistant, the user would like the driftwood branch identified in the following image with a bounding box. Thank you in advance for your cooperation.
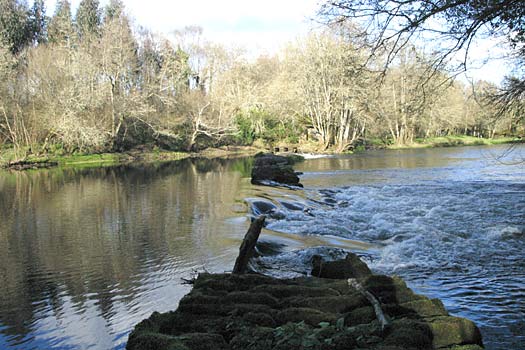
[232,215,266,274]
[348,278,390,331]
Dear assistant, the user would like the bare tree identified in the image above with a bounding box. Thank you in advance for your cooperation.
[285,29,371,150]
[320,0,525,132]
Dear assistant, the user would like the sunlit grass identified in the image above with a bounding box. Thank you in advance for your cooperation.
[389,136,522,149]
[0,146,191,169]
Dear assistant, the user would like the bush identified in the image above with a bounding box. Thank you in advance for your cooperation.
[234,108,302,146]
[235,113,256,145]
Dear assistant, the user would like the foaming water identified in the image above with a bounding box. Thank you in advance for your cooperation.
[255,145,525,350]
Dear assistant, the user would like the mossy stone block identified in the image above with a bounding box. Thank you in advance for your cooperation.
[177,333,228,350]
[344,306,377,326]
[384,319,433,349]
[400,298,449,318]
[284,295,368,314]
[126,332,188,350]
[363,275,423,304]
[277,307,337,326]
[430,316,483,349]
[252,284,340,298]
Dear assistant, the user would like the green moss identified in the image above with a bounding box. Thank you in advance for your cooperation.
[384,319,433,349]
[243,312,277,327]
[446,345,484,350]
[178,301,274,317]
[283,295,367,314]
[344,306,376,326]
[2,151,192,170]
[126,331,188,350]
[176,333,229,350]
[126,272,484,350]
[277,307,337,326]
[51,151,189,168]
[252,284,340,299]
[224,291,279,307]
[230,327,275,350]
[0,145,25,166]
[399,298,449,318]
[429,316,483,349]
[53,153,122,166]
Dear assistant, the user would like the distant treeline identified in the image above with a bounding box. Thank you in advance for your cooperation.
[0,0,523,159]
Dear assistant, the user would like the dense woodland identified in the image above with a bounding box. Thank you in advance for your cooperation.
[0,0,523,159]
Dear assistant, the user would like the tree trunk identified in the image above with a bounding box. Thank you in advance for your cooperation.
[233,216,266,274]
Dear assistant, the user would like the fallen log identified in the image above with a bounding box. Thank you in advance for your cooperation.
[348,278,390,331]
[232,215,266,274]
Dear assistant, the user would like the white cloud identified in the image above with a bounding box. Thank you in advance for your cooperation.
[45,0,321,54]
[124,0,321,53]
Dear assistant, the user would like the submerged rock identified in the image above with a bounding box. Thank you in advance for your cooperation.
[127,259,484,350]
[251,153,303,187]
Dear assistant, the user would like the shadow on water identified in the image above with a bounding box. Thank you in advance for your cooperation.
[0,157,255,349]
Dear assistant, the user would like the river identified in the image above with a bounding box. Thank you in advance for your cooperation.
[0,145,523,349]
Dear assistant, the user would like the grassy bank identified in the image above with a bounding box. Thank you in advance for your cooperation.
[388,135,522,149]
[0,148,188,169]
[1,136,521,170]
[0,145,264,170]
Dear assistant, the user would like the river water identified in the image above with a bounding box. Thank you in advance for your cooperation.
[0,145,523,349]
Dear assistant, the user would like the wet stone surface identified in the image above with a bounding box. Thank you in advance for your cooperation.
[251,153,303,187]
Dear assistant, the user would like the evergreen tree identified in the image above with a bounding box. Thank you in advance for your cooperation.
[76,0,100,39]
[47,0,74,46]
[103,0,125,23]
[29,0,46,45]
[0,0,31,54]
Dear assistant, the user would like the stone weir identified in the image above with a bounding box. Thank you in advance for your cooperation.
[126,217,484,350]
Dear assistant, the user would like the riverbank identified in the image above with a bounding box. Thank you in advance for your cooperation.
[0,146,263,170]
[387,135,522,150]
[1,136,521,170]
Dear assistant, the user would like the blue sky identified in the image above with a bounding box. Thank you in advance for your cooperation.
[44,0,511,84]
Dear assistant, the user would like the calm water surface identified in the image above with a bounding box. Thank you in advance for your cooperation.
[0,145,523,349]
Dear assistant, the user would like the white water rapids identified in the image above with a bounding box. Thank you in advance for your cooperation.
[248,145,525,350]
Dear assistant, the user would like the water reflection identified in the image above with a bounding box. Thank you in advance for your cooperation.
[0,158,254,349]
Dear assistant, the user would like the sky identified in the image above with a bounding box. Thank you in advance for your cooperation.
[46,0,322,54]
[44,0,512,85]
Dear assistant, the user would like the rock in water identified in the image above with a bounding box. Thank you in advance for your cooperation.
[311,253,372,279]
[251,153,303,187]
